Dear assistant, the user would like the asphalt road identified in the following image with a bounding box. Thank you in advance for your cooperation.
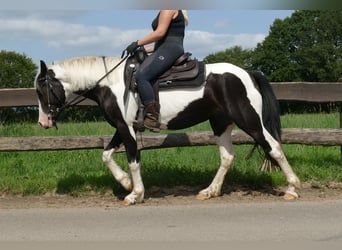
[1,200,342,244]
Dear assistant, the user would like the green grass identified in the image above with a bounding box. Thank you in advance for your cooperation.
[1,113,341,196]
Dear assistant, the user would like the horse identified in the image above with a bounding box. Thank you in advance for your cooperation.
[35,55,301,205]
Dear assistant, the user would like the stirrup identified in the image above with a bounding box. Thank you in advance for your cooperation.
[133,120,145,132]
[144,117,160,133]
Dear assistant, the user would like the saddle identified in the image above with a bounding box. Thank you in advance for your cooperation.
[156,52,205,89]
[123,49,206,132]
[123,50,206,103]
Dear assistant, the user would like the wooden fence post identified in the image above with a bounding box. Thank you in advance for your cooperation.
[339,78,342,164]
[340,103,342,164]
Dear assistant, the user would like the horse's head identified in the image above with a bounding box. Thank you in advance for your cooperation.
[35,60,66,129]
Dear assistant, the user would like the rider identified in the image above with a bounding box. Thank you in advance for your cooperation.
[125,10,189,132]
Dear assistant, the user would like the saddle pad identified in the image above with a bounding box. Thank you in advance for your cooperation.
[159,62,206,89]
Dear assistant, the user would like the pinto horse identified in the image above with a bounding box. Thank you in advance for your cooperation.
[35,55,300,205]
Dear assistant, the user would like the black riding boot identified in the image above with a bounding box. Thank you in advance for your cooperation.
[144,102,160,132]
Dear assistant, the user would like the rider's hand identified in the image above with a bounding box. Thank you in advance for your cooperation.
[125,41,139,55]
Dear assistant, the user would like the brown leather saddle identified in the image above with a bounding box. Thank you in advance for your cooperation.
[156,52,206,89]
[123,50,206,104]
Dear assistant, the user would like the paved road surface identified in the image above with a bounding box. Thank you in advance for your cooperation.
[1,199,342,244]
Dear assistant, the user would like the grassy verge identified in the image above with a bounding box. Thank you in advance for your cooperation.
[0,113,341,196]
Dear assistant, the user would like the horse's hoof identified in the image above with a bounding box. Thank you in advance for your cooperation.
[123,198,135,206]
[284,192,298,201]
[196,193,210,201]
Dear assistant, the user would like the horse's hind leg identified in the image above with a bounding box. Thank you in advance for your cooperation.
[205,72,300,200]
[239,122,301,199]
[232,108,301,199]
[197,125,235,200]
[263,132,301,200]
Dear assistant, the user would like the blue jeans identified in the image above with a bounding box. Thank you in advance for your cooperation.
[135,41,184,104]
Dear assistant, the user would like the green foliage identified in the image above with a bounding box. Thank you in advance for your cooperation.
[252,10,342,82]
[0,50,37,88]
[0,51,38,124]
[204,11,342,83]
[204,46,254,70]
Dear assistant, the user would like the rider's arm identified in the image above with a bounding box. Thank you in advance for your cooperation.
[136,10,177,47]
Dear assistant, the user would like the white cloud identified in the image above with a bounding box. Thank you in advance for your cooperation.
[0,17,146,49]
[0,17,265,62]
[185,30,265,59]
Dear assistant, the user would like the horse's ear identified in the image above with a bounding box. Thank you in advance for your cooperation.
[39,60,48,76]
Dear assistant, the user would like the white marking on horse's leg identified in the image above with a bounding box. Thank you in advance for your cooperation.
[197,126,235,200]
[123,161,144,205]
[102,149,132,191]
[266,134,301,200]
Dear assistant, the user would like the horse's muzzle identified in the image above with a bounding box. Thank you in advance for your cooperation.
[38,114,57,129]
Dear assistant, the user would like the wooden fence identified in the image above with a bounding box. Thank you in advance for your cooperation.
[1,82,342,152]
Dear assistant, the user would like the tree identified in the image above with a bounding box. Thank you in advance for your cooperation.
[0,51,38,124]
[0,50,37,88]
[252,10,342,82]
[204,46,254,70]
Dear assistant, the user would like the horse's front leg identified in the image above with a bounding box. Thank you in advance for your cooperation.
[123,160,144,206]
[121,126,144,205]
[103,128,145,205]
[102,148,132,192]
[102,131,132,192]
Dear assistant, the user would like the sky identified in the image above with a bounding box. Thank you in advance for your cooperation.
[0,1,298,65]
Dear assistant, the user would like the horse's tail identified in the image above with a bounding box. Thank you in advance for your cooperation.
[249,71,281,170]
[252,71,281,142]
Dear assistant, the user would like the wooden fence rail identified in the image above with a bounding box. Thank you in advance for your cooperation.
[1,82,342,107]
[1,82,342,152]
[1,129,342,152]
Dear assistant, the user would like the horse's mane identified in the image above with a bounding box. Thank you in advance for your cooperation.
[58,56,121,68]
[51,56,122,90]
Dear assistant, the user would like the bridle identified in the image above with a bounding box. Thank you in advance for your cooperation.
[40,55,129,128]
[38,72,64,129]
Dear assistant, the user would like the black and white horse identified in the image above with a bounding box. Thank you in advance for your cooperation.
[35,56,300,205]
